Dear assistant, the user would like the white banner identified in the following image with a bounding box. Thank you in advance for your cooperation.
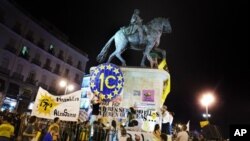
[32,87,81,121]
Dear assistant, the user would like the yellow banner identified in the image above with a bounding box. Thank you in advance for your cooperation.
[158,59,167,70]
[159,59,171,106]
[161,78,171,106]
[200,120,209,128]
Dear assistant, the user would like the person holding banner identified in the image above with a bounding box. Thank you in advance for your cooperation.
[22,116,37,141]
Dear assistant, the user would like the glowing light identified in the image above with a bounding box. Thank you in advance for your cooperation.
[67,84,75,91]
[59,80,67,87]
[200,92,215,106]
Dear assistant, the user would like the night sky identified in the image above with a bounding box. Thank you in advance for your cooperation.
[13,0,249,137]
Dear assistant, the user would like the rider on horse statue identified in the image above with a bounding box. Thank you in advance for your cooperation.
[130,9,144,45]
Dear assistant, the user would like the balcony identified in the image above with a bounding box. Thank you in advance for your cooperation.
[12,26,22,35]
[43,64,52,72]
[48,87,57,95]
[26,78,37,86]
[0,66,10,76]
[31,58,41,66]
[77,64,82,71]
[37,41,45,49]
[38,82,48,89]
[67,59,73,65]
[74,78,81,85]
[12,72,24,81]
[19,54,30,61]
[4,45,17,54]
[53,69,61,76]
[26,35,34,43]
[58,54,64,61]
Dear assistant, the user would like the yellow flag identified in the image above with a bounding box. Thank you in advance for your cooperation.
[158,59,167,70]
[158,59,171,106]
[200,120,209,128]
[161,77,171,106]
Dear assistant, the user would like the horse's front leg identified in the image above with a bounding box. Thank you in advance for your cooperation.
[140,53,147,67]
[140,45,154,67]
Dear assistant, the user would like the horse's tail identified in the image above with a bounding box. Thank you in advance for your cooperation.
[96,35,115,63]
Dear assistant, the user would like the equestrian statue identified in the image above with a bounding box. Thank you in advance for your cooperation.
[96,9,172,68]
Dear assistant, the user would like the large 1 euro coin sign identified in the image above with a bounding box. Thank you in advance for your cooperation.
[90,63,124,102]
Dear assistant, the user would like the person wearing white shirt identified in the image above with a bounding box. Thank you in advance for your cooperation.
[161,105,170,135]
[176,124,189,141]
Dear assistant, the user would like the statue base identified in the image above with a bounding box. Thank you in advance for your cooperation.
[120,67,170,111]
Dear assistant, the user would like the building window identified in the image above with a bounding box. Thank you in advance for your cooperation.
[0,8,5,23]
[0,57,10,75]
[26,30,34,42]
[48,44,55,55]
[19,46,29,60]
[37,38,45,49]
[5,38,17,54]
[77,61,82,70]
[64,69,69,78]
[58,50,64,60]
[43,58,52,71]
[54,64,60,75]
[12,21,22,34]
[12,64,24,81]
[67,56,72,65]
[1,57,9,69]
[31,53,41,66]
[74,73,80,84]
[39,75,48,89]
[26,70,36,85]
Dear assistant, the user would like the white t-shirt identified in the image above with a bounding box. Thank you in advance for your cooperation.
[176,131,189,141]
[162,111,170,123]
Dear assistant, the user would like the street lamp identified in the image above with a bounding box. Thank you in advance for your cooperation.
[59,80,75,95]
[200,92,215,121]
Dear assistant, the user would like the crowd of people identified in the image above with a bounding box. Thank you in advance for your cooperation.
[0,106,196,141]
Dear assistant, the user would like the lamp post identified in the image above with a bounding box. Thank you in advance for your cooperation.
[59,80,75,95]
[200,92,215,121]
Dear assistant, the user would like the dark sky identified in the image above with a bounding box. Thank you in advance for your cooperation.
[14,0,249,137]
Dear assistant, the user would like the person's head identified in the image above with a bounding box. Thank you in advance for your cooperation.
[154,124,160,132]
[182,124,187,131]
[54,117,60,123]
[129,107,136,114]
[134,9,140,15]
[111,120,116,129]
[50,126,59,134]
[160,134,168,141]
[135,134,140,141]
[3,115,12,123]
[121,129,127,136]
[127,137,132,141]
[162,105,167,111]
[29,116,37,124]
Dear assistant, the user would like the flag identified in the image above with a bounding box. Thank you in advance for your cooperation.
[200,120,209,128]
[161,78,171,106]
[186,120,190,131]
[158,59,168,70]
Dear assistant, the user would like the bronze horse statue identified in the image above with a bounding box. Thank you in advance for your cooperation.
[97,17,172,67]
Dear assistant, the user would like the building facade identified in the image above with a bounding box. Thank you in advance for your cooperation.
[0,0,89,113]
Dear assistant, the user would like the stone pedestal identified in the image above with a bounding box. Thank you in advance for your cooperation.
[120,67,170,111]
